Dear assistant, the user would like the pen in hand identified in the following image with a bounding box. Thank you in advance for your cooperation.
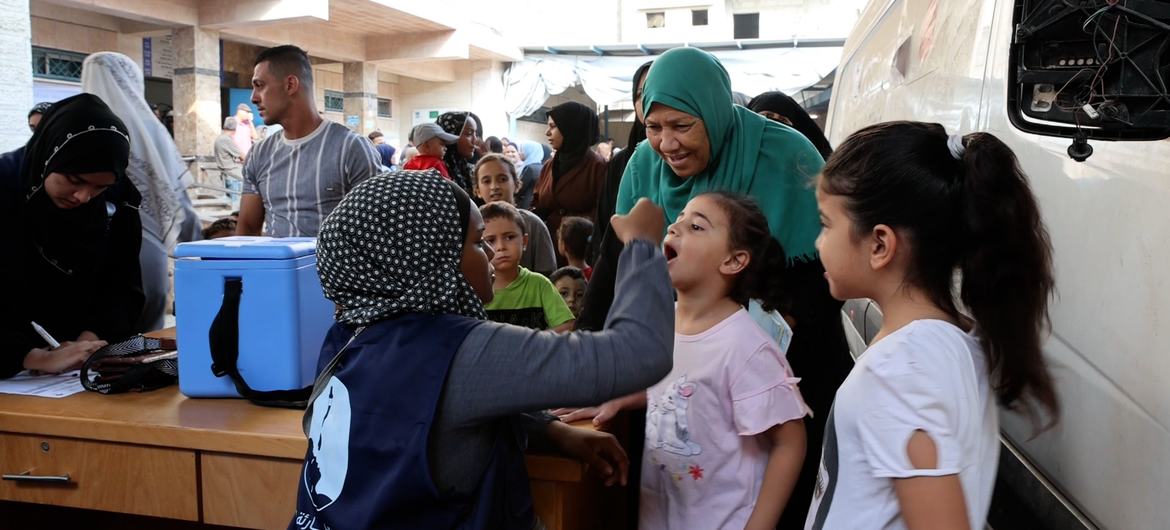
[30,321,61,349]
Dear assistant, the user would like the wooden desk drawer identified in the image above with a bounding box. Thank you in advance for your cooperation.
[201,452,302,529]
[0,433,197,520]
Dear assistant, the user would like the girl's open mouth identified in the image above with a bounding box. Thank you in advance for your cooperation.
[663,242,679,262]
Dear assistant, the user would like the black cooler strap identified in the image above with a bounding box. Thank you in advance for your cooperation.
[208,278,312,409]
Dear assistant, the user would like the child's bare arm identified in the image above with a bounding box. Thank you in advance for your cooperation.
[744,419,806,530]
[553,390,647,427]
[892,431,971,530]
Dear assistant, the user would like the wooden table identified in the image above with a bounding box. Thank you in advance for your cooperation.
[0,374,614,528]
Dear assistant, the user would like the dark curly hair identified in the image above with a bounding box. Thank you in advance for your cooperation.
[700,192,790,314]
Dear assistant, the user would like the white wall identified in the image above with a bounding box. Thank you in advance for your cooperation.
[450,0,621,46]
[621,0,866,42]
[1,0,33,150]
[395,60,510,146]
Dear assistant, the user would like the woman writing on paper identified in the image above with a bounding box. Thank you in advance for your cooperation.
[0,94,144,378]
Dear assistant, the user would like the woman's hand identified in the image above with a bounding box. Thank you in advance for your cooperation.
[611,198,666,245]
[76,330,100,342]
[23,340,107,374]
[547,421,629,486]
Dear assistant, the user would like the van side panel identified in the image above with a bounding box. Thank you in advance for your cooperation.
[982,3,1170,529]
[830,1,1170,528]
[827,0,998,139]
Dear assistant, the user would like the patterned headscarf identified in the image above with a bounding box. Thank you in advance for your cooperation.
[316,170,486,325]
[437,111,482,194]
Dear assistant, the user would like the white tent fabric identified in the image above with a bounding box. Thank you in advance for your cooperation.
[503,47,843,119]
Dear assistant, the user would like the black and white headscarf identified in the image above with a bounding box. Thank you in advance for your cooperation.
[316,170,486,325]
[437,111,482,195]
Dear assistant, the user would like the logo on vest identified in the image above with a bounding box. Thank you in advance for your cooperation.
[304,376,352,511]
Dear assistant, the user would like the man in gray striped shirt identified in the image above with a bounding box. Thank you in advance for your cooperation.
[237,45,381,238]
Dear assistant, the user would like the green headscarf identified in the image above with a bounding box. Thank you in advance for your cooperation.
[615,47,823,262]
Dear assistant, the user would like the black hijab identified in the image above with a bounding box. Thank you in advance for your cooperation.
[624,61,653,151]
[21,93,136,274]
[747,91,833,161]
[548,101,599,179]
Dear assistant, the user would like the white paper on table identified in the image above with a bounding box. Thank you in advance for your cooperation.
[0,371,85,398]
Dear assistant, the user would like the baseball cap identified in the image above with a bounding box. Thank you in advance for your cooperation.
[412,122,458,145]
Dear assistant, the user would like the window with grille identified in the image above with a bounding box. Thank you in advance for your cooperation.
[377,98,392,118]
[324,90,344,112]
[31,47,86,82]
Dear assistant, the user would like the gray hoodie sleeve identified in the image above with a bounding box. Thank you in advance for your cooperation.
[430,239,673,494]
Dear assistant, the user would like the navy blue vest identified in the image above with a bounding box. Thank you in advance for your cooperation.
[289,313,536,530]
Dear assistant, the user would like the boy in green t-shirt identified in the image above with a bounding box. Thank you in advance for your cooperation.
[481,202,575,332]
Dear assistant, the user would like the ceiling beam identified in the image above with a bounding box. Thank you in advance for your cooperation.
[220,23,366,63]
[40,0,198,27]
[198,0,328,29]
[366,30,469,62]
[365,0,458,31]
[374,60,457,83]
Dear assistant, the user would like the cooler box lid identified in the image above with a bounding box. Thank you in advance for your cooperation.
[174,237,317,260]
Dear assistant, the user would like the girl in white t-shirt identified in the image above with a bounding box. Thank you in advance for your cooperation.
[585,191,811,530]
[806,121,1060,530]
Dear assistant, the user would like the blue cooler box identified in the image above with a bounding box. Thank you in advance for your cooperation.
[174,237,334,398]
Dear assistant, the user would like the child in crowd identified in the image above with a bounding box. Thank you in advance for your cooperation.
[474,154,557,276]
[550,266,587,318]
[481,202,575,332]
[571,192,809,530]
[557,216,594,280]
[805,122,1059,529]
[402,123,457,178]
[202,217,237,239]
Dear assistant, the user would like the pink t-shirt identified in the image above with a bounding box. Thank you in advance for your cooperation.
[233,118,255,155]
[640,308,810,530]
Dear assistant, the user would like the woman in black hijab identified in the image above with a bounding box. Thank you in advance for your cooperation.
[532,101,606,248]
[589,60,653,264]
[748,91,833,160]
[0,93,144,378]
[437,111,485,197]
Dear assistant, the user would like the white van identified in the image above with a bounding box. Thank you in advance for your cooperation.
[828,1,1170,528]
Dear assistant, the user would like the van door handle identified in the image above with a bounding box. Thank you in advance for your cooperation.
[2,470,71,483]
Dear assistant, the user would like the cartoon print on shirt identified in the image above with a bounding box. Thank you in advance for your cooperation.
[304,376,352,511]
[646,376,703,456]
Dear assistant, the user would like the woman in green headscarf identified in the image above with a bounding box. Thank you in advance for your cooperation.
[616,47,823,260]
[614,47,854,528]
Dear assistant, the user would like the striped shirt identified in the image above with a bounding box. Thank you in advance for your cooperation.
[242,120,380,237]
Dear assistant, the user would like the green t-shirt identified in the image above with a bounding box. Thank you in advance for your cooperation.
[485,267,575,330]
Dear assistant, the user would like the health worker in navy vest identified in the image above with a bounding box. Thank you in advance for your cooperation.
[0,93,144,379]
[290,170,674,530]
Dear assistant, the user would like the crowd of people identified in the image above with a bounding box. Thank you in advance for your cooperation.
[1,42,1060,530]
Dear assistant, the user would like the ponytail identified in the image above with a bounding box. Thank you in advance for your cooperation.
[702,192,792,314]
[958,133,1058,426]
[821,121,1059,429]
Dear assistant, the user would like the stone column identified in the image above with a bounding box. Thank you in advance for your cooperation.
[343,61,378,135]
[173,27,221,181]
[0,0,33,151]
[471,60,508,138]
